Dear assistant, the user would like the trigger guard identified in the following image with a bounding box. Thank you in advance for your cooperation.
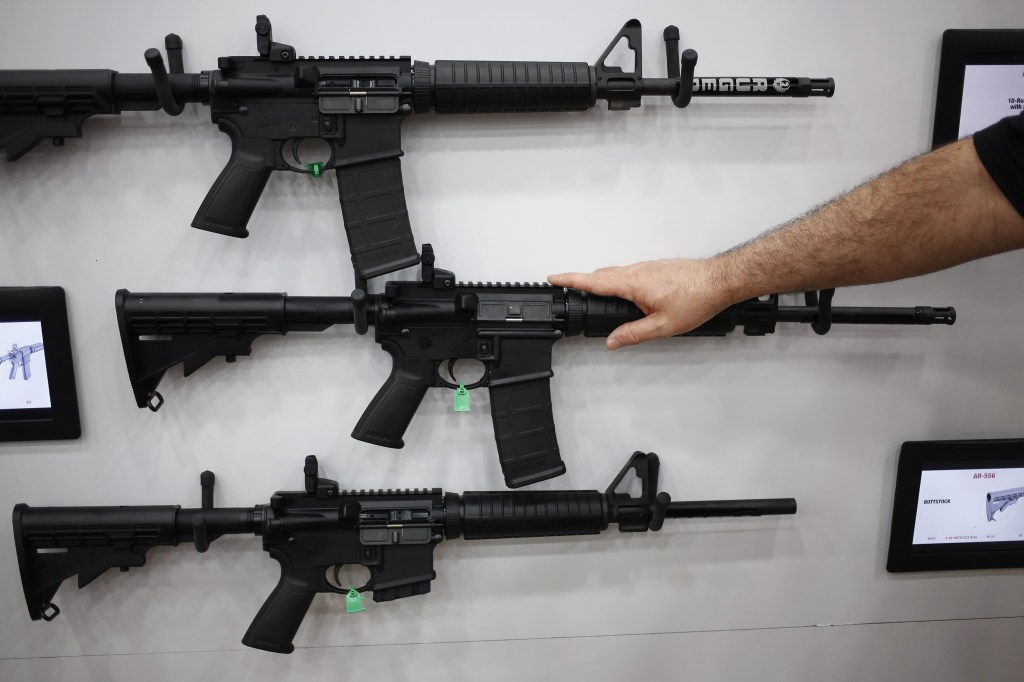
[326,564,373,594]
[439,358,490,391]
[283,138,338,173]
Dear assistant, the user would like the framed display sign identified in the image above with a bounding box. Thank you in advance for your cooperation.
[0,287,81,442]
[932,29,1024,149]
[887,439,1024,572]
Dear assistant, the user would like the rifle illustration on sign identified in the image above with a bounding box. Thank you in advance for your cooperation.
[986,486,1024,521]
[0,343,44,381]
[116,245,956,488]
[13,451,796,654]
[0,15,834,283]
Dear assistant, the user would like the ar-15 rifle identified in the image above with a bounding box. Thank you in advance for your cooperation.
[1,342,44,380]
[117,245,956,488]
[14,451,797,654]
[0,15,834,283]
[986,486,1024,522]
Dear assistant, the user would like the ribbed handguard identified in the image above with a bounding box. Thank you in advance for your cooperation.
[430,61,595,113]
[581,295,644,336]
[460,490,607,539]
[581,294,740,337]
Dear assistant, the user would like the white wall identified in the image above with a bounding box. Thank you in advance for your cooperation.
[1,0,1023,679]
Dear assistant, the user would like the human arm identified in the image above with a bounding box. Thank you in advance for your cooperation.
[549,124,1024,349]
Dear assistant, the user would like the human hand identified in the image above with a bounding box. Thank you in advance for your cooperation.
[548,259,732,349]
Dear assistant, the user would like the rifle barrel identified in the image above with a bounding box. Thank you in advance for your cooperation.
[775,305,956,325]
[667,498,797,518]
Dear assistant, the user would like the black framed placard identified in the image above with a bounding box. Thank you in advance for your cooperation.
[887,439,1024,572]
[932,29,1024,149]
[0,287,81,442]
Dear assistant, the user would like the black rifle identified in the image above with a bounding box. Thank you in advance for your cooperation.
[14,451,796,654]
[117,245,956,488]
[0,15,834,283]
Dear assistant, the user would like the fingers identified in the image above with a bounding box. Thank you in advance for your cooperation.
[606,314,671,350]
[547,268,628,297]
[545,272,583,288]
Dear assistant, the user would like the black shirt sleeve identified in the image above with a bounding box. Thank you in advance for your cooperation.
[973,111,1024,219]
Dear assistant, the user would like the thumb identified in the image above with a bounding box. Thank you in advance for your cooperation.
[606,314,669,350]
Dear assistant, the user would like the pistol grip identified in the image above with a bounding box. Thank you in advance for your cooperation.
[337,155,420,281]
[489,377,566,488]
[192,120,275,238]
[351,346,433,448]
[241,549,318,654]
